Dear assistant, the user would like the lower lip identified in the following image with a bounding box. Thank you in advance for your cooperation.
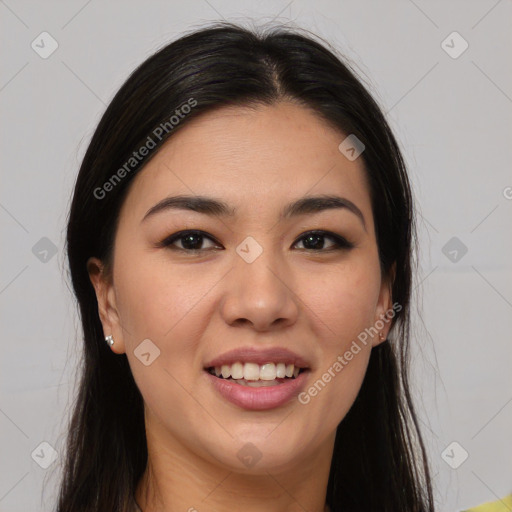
[205,370,309,411]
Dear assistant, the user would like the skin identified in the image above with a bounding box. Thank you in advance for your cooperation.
[88,101,393,512]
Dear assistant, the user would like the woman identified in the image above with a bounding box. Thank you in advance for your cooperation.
[58,22,435,511]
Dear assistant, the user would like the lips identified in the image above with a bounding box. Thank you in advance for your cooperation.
[205,369,309,410]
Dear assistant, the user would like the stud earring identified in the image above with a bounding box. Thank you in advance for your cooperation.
[105,335,114,347]
[379,331,385,341]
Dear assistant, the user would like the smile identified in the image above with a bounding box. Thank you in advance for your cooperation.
[207,362,306,385]
[204,363,310,410]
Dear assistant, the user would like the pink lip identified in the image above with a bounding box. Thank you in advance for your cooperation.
[204,347,310,369]
[205,370,309,411]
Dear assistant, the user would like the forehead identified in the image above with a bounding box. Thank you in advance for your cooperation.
[119,101,373,225]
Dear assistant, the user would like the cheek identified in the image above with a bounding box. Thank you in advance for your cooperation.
[307,350,370,442]
[113,250,211,340]
[296,258,380,423]
[113,251,225,394]
[114,256,215,426]
[303,258,382,344]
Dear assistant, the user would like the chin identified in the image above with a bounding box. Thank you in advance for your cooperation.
[201,430,310,474]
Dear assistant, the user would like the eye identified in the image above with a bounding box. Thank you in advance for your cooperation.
[158,230,221,252]
[293,230,354,252]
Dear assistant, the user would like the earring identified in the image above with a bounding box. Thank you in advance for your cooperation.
[379,331,385,341]
[105,335,114,347]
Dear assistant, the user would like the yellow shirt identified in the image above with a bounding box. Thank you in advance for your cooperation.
[133,494,512,511]
[463,494,512,512]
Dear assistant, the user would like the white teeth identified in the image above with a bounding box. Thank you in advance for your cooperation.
[231,362,244,380]
[221,364,231,379]
[259,363,276,381]
[243,362,260,381]
[210,361,304,381]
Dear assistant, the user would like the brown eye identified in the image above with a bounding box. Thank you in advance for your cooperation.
[293,231,354,252]
[159,230,222,252]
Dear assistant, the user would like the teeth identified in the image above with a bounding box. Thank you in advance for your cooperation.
[259,363,276,380]
[231,362,244,379]
[221,365,231,379]
[210,361,303,381]
[243,362,260,381]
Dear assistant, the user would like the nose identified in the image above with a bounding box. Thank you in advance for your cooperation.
[219,247,300,332]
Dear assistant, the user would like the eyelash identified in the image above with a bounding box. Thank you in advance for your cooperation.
[157,229,354,253]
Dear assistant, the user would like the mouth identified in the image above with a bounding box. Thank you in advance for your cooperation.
[204,364,310,410]
[205,362,309,387]
[203,347,312,409]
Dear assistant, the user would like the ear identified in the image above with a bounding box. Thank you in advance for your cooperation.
[87,257,126,354]
[372,262,396,348]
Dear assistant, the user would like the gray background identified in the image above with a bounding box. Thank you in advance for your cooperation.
[1,1,511,511]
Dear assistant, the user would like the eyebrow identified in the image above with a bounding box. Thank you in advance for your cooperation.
[141,194,366,230]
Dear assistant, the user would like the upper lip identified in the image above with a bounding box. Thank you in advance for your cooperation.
[204,347,311,369]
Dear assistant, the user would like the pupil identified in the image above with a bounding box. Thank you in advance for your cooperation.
[303,234,324,250]
[182,233,202,250]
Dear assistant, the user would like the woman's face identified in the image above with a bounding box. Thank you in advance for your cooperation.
[89,101,392,473]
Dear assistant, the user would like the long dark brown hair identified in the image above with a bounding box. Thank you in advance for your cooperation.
[57,21,435,512]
